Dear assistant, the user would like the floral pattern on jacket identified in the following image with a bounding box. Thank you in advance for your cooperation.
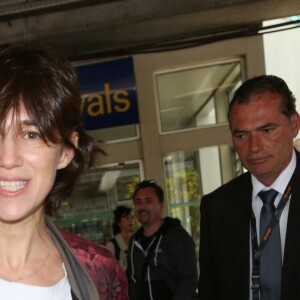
[61,230,128,300]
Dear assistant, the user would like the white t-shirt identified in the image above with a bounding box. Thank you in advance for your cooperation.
[0,264,72,300]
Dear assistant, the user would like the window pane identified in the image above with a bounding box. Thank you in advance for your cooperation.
[164,145,243,249]
[156,61,242,132]
[54,162,142,243]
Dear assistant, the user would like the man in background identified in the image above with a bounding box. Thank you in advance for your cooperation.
[127,180,198,300]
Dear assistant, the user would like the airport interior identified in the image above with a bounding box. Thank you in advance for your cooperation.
[1,0,299,254]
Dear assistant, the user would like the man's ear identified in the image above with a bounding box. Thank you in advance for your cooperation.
[291,112,300,137]
[57,132,79,170]
[159,201,165,211]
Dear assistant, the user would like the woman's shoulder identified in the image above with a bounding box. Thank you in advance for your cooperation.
[105,239,115,255]
[114,233,128,251]
[61,230,114,261]
[60,230,128,300]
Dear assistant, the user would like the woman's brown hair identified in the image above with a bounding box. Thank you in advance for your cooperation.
[0,45,104,216]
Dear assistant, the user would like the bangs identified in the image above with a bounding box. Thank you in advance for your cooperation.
[0,57,64,144]
[0,92,61,145]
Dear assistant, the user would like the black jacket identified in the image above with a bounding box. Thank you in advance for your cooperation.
[198,150,300,300]
[127,217,197,300]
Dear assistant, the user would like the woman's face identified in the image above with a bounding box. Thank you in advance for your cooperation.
[119,213,133,233]
[0,106,74,224]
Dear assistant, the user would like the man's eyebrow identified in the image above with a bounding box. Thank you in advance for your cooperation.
[259,122,278,128]
[232,129,247,135]
[232,122,278,134]
[255,123,279,131]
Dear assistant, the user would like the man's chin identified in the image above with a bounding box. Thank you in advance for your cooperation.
[138,218,150,226]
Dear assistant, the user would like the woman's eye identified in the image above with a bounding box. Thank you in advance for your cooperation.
[24,131,40,140]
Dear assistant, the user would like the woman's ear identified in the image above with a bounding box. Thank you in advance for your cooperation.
[57,132,79,170]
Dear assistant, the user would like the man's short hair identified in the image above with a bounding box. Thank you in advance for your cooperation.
[228,75,297,125]
[132,180,164,203]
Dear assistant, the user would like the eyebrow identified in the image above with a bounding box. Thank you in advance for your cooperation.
[18,119,38,127]
[232,122,278,134]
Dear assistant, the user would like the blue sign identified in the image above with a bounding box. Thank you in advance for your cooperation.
[76,57,139,130]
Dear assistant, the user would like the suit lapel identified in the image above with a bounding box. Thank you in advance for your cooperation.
[282,152,300,295]
[237,175,252,298]
[226,173,253,299]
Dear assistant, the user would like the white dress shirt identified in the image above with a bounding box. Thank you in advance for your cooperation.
[251,150,296,254]
[249,150,296,299]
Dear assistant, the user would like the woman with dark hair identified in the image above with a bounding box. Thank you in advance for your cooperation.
[106,206,133,271]
[0,45,128,300]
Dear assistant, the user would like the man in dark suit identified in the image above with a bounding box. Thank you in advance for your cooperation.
[198,75,300,300]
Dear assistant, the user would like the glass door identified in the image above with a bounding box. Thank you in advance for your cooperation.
[54,160,143,244]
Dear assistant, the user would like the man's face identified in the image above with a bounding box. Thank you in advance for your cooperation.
[133,187,164,228]
[229,91,300,186]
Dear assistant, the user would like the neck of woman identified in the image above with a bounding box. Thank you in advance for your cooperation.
[121,230,131,246]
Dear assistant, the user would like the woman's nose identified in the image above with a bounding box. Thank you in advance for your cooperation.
[0,137,23,169]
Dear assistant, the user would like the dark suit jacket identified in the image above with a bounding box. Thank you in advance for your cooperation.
[198,151,300,300]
